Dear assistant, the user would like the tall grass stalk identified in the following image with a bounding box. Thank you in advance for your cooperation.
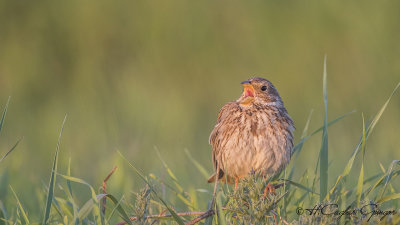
[319,56,329,201]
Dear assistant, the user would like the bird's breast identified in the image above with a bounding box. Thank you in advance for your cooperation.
[217,106,294,178]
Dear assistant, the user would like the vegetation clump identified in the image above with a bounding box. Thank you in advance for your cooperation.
[1,70,400,225]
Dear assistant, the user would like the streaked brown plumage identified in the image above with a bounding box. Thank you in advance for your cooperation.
[208,77,294,185]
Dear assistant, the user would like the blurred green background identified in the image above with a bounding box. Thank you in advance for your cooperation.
[1,0,399,218]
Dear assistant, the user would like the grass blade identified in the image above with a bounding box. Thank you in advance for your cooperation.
[281,179,319,195]
[43,115,67,225]
[363,169,400,199]
[155,148,195,208]
[290,110,313,163]
[378,160,400,200]
[287,110,314,191]
[312,150,320,196]
[77,199,95,222]
[58,174,103,225]
[61,159,79,225]
[377,193,400,204]
[319,55,329,201]
[347,164,400,207]
[292,110,354,155]
[106,195,124,224]
[67,157,73,196]
[149,173,193,209]
[0,97,10,135]
[356,114,366,206]
[341,82,400,181]
[56,174,99,206]
[0,137,22,163]
[184,149,210,180]
[331,81,400,203]
[98,194,132,225]
[301,110,314,139]
[155,147,183,192]
[54,196,73,218]
[0,200,7,225]
[9,186,29,225]
[366,82,400,137]
[118,151,185,225]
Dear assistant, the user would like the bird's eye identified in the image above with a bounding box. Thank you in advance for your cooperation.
[261,86,267,91]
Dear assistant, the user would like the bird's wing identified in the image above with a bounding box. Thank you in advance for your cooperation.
[209,102,238,178]
[209,101,237,145]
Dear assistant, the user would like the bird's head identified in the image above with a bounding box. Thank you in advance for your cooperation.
[238,77,283,107]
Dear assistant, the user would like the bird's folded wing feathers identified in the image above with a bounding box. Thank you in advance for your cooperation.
[209,102,238,181]
[209,101,238,145]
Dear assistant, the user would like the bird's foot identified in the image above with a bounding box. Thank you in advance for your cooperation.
[263,183,276,198]
[234,177,239,190]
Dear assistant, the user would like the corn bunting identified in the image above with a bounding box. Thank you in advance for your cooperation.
[208,77,294,189]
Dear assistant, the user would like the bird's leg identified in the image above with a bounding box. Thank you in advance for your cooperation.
[209,168,220,211]
[234,177,239,190]
[263,183,276,198]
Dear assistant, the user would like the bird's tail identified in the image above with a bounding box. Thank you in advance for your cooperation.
[207,170,234,184]
[207,173,218,183]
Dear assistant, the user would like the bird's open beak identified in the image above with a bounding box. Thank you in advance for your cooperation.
[241,80,255,98]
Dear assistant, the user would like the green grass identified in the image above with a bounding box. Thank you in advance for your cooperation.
[0,97,21,164]
[319,55,329,202]
[1,66,400,225]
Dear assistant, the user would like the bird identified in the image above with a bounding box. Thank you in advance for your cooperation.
[208,77,294,191]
